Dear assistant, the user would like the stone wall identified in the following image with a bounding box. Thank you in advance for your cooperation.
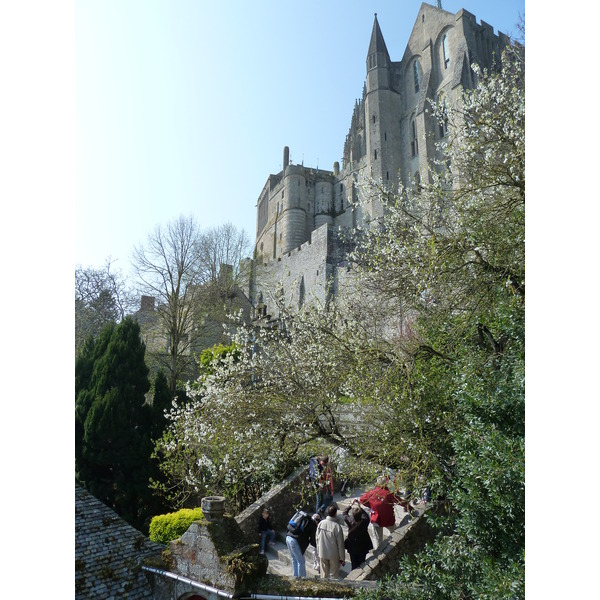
[346,508,437,581]
[235,465,311,540]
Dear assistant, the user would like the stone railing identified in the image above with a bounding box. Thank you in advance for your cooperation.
[345,507,436,581]
[235,466,309,540]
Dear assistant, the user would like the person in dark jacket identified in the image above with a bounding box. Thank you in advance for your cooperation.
[285,512,318,577]
[257,508,276,554]
[343,500,373,569]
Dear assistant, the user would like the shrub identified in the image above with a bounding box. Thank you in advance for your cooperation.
[149,507,204,544]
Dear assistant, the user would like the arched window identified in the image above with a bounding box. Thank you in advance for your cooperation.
[410,118,418,157]
[413,60,420,93]
[442,34,450,69]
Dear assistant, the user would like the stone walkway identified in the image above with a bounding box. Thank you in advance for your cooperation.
[265,485,416,579]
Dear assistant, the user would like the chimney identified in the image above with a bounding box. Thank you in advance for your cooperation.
[140,295,155,312]
[201,496,225,521]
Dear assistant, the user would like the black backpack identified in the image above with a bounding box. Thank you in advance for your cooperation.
[287,510,310,535]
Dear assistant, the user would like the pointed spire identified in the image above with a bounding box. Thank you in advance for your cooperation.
[367,13,390,60]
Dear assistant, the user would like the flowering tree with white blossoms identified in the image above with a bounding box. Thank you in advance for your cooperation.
[152,302,374,510]
[155,39,524,596]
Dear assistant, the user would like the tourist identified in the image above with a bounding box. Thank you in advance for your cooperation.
[315,455,334,517]
[316,504,346,579]
[359,476,410,546]
[257,508,276,554]
[311,513,322,572]
[285,510,318,577]
[343,500,373,569]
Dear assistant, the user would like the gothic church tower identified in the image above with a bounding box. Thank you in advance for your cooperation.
[245,4,512,320]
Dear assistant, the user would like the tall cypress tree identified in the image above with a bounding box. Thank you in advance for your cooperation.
[76,317,157,531]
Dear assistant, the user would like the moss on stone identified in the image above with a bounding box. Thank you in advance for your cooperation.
[201,514,247,557]
[248,574,361,597]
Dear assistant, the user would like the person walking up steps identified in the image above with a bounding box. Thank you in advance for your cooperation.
[285,510,318,577]
[315,455,334,517]
[316,504,346,579]
[343,499,373,569]
[359,475,410,547]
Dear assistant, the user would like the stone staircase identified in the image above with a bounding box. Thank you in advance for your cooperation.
[264,487,417,579]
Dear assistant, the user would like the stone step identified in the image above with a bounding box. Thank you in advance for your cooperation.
[265,488,417,579]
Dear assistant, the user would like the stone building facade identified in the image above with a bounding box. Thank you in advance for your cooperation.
[244,3,510,319]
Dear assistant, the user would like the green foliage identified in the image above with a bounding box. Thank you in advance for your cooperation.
[351,44,525,598]
[76,317,168,532]
[148,507,204,544]
[197,342,241,379]
[151,370,173,440]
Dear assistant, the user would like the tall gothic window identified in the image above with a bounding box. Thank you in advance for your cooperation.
[413,60,420,93]
[442,34,450,69]
[411,118,418,156]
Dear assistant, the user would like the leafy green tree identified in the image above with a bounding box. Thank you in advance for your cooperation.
[352,42,525,598]
[76,317,163,531]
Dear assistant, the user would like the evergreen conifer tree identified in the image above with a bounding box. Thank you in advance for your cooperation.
[150,370,172,440]
[75,317,158,531]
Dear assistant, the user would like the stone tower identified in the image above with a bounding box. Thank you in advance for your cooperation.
[245,3,512,320]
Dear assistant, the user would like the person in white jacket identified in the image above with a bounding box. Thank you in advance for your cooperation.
[316,504,346,579]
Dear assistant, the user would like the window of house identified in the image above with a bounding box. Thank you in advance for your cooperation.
[442,34,450,69]
[372,114,376,124]
[413,61,420,93]
[374,149,378,160]
[281,189,284,198]
[411,118,418,156]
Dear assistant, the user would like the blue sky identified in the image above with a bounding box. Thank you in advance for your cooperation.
[75,0,524,274]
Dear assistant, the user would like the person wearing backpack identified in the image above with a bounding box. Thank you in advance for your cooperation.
[285,510,318,577]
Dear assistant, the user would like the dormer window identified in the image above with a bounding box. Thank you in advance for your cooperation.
[442,34,450,69]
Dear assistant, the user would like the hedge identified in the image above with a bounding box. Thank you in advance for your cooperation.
[149,507,204,544]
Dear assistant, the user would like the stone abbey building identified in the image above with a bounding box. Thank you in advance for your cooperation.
[243,2,510,321]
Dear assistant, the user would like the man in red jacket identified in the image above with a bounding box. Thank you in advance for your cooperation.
[359,476,410,546]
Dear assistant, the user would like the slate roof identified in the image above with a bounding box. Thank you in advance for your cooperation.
[75,484,165,599]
